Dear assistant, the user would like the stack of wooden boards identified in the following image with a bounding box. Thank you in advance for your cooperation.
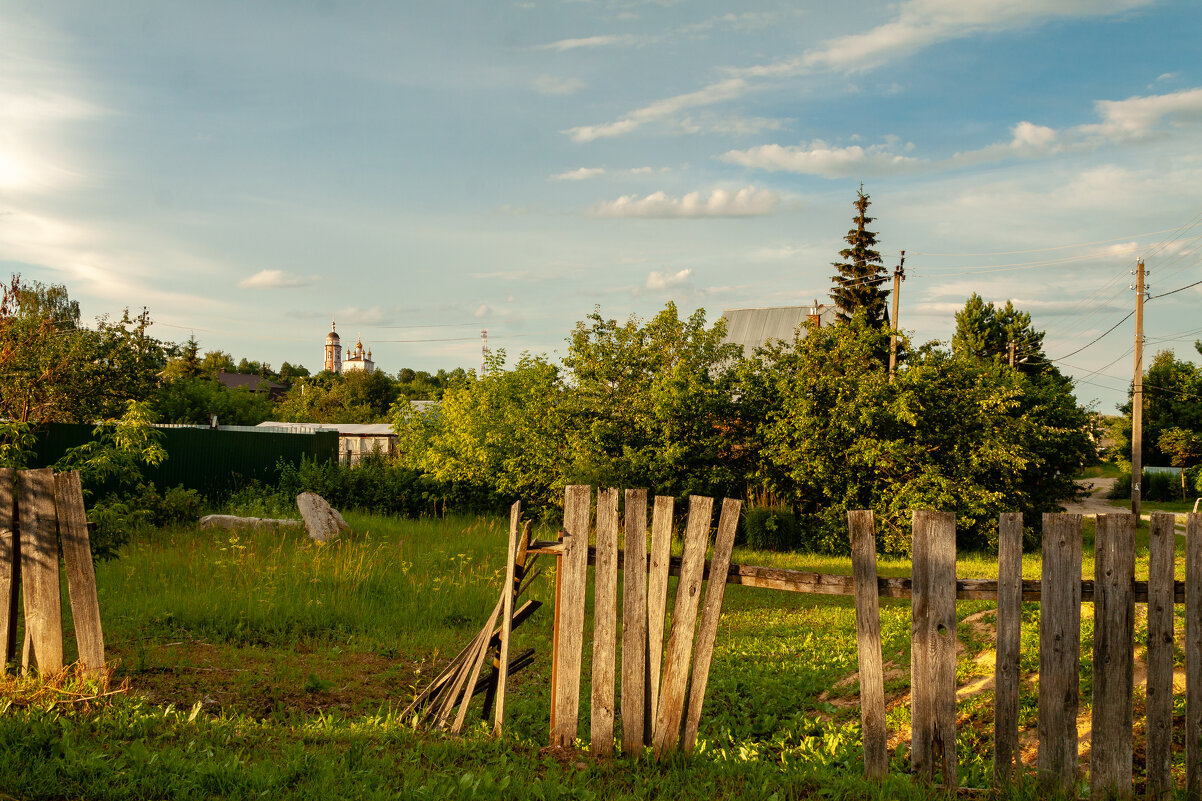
[0,468,105,676]
[531,486,741,759]
[403,502,542,735]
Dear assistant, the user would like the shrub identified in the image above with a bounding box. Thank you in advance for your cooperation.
[1108,471,1185,503]
[743,506,799,552]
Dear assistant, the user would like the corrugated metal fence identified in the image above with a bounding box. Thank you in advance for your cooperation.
[29,423,339,497]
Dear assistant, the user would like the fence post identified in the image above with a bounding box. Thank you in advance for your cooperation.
[0,469,16,667]
[590,488,619,756]
[55,471,105,676]
[620,489,649,754]
[911,510,957,790]
[1186,512,1202,801]
[994,512,1023,787]
[18,468,63,673]
[1037,513,1083,794]
[1146,512,1176,801]
[551,485,591,748]
[1091,513,1135,800]
[645,496,674,745]
[849,510,887,781]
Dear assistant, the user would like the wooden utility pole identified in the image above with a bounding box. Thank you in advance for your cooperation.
[888,251,905,381]
[1132,258,1145,517]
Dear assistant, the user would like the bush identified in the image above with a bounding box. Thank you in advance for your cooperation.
[88,482,202,560]
[1108,471,1186,503]
[743,507,799,552]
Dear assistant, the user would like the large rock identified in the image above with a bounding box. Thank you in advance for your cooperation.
[296,492,351,542]
[200,514,303,531]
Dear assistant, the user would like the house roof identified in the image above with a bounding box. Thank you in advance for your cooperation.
[256,421,396,436]
[216,370,286,392]
[721,304,838,356]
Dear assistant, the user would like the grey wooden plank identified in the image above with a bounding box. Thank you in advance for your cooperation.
[645,494,674,744]
[994,512,1023,788]
[18,468,62,673]
[910,510,957,790]
[620,489,648,755]
[1145,512,1175,801]
[55,471,105,676]
[590,488,619,756]
[1037,513,1083,795]
[551,484,591,748]
[491,501,522,737]
[449,593,504,735]
[1186,513,1202,801]
[849,509,887,780]
[0,468,16,668]
[652,495,712,758]
[1091,513,1135,800]
[682,498,741,753]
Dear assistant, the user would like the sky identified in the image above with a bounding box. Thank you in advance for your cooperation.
[3,0,1202,413]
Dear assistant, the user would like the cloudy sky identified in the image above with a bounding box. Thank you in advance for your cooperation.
[3,0,1201,411]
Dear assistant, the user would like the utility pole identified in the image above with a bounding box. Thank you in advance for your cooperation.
[480,329,489,377]
[1008,340,1016,368]
[888,250,905,381]
[1131,258,1146,517]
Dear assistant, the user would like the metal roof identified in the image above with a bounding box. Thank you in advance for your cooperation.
[720,304,838,356]
[256,421,395,436]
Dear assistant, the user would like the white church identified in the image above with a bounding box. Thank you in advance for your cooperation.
[323,320,376,374]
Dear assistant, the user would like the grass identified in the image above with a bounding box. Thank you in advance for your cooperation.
[0,510,1191,800]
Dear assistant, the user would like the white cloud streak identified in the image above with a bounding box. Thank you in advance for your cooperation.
[534,75,586,96]
[537,34,639,52]
[646,269,692,290]
[566,78,747,142]
[238,269,313,289]
[551,167,605,181]
[590,186,778,218]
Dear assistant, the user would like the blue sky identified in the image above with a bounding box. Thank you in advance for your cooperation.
[3,0,1201,412]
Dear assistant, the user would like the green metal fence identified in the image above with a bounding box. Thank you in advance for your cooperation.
[30,423,339,497]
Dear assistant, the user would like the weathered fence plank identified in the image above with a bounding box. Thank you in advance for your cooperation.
[1038,513,1083,794]
[491,502,522,736]
[590,488,619,756]
[910,510,957,789]
[1187,513,1202,801]
[1091,513,1135,800]
[682,498,741,753]
[652,495,712,758]
[994,512,1023,788]
[0,469,16,667]
[620,489,648,755]
[18,468,63,673]
[551,485,592,748]
[55,471,105,676]
[849,510,887,781]
[1145,512,1175,801]
[645,494,674,743]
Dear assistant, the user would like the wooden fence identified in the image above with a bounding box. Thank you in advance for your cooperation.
[532,489,1202,799]
[0,468,105,676]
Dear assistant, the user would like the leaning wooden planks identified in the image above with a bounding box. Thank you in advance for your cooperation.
[0,469,105,676]
[546,485,740,758]
[404,502,540,734]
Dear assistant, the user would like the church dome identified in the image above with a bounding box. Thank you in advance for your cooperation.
[326,320,340,343]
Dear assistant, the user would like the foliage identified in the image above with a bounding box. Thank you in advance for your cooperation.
[0,276,168,423]
[54,400,172,559]
[561,302,747,502]
[746,315,1090,555]
[0,419,37,469]
[396,366,468,401]
[1107,471,1187,503]
[952,293,1047,375]
[153,376,275,426]
[829,188,890,326]
[274,369,399,423]
[1115,348,1202,465]
[742,506,799,551]
[394,351,566,511]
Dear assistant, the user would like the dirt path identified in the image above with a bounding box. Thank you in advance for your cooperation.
[1063,477,1119,517]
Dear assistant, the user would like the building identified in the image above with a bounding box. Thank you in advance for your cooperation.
[323,319,376,375]
[257,421,397,465]
[720,302,838,356]
[215,369,288,400]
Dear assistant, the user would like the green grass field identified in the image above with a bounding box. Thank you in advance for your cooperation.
[0,511,1191,800]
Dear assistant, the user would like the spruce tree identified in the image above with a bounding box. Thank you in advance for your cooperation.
[830,187,890,326]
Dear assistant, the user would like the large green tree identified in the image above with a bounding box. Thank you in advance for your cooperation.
[830,188,890,326]
[952,293,1048,375]
[1115,348,1202,466]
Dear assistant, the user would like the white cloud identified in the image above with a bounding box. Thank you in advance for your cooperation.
[722,139,921,178]
[534,75,586,96]
[646,269,692,290]
[474,304,490,318]
[238,269,312,289]
[551,167,605,181]
[537,34,638,52]
[1082,87,1202,141]
[590,186,779,218]
[566,78,747,142]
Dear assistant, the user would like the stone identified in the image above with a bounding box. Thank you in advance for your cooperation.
[296,492,351,542]
[199,514,303,531]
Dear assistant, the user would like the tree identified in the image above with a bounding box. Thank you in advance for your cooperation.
[1116,349,1202,466]
[153,376,275,426]
[278,361,310,383]
[952,294,1048,375]
[162,335,203,380]
[830,187,890,326]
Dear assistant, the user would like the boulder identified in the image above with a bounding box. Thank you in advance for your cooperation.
[199,514,303,531]
[296,492,351,542]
